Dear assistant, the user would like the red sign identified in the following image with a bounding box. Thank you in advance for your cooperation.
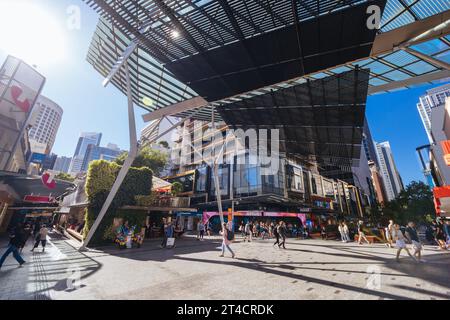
[23,195,54,203]
[10,85,31,112]
[41,172,56,189]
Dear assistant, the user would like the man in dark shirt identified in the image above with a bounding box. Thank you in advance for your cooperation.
[405,222,424,262]
[0,224,26,270]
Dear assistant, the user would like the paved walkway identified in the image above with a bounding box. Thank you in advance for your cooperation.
[1,232,449,300]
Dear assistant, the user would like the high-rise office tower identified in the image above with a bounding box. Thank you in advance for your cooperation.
[69,132,102,174]
[53,156,72,173]
[81,144,122,171]
[375,141,404,202]
[28,95,63,154]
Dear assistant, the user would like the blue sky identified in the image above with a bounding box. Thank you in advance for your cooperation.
[0,0,448,185]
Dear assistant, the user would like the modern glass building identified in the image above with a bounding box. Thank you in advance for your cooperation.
[81,144,122,172]
[69,132,102,174]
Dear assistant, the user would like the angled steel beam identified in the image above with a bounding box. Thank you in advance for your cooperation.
[81,63,138,250]
[368,69,450,94]
[403,47,450,71]
[371,9,450,56]
[142,96,209,122]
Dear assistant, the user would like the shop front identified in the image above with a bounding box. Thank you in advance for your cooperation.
[203,211,307,233]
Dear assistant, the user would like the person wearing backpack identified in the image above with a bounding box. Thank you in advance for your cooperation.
[219,222,235,258]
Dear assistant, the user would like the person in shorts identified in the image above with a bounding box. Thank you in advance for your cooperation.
[393,224,416,263]
[405,221,425,262]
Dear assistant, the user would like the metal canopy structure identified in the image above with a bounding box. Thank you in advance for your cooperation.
[85,0,450,123]
[218,69,370,168]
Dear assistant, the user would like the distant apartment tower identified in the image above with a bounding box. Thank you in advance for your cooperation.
[362,118,379,168]
[81,144,122,171]
[375,141,404,201]
[417,83,450,143]
[53,156,72,173]
[28,95,63,154]
[69,132,102,174]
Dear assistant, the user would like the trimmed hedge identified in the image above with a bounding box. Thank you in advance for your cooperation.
[82,160,152,245]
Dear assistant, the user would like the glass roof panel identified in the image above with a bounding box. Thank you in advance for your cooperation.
[382,69,411,81]
[411,39,449,56]
[369,77,389,86]
[380,50,418,67]
[364,61,392,75]
[402,60,437,75]
[434,50,450,64]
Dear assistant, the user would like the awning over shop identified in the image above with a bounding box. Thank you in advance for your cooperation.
[0,171,76,202]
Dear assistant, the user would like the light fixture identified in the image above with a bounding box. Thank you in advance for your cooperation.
[142,96,154,107]
[171,30,180,38]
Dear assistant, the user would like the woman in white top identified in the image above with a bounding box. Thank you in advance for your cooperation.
[338,223,345,242]
[393,224,415,262]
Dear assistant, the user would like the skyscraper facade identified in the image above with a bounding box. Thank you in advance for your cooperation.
[69,132,102,174]
[375,141,404,202]
[28,95,63,154]
[81,144,122,171]
[417,83,450,143]
[53,156,72,173]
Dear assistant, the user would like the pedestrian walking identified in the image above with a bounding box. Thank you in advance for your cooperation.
[278,221,287,249]
[342,221,350,242]
[159,218,168,248]
[393,224,416,262]
[219,223,235,258]
[338,222,345,242]
[0,224,26,270]
[434,219,447,250]
[197,220,205,241]
[31,224,48,252]
[273,221,281,246]
[165,221,175,248]
[244,221,252,242]
[384,219,394,248]
[405,221,425,262]
[357,220,370,245]
[444,220,450,249]
[239,222,245,237]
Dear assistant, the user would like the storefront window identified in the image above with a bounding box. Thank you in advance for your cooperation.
[210,165,229,196]
[195,166,208,193]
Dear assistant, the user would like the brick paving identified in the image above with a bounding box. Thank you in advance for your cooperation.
[1,232,449,300]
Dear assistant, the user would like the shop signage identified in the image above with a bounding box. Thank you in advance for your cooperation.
[41,172,56,189]
[23,195,54,203]
[441,140,450,166]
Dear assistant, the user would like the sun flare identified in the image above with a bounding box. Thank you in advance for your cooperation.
[0,0,67,67]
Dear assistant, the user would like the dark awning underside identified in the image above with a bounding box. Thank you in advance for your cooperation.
[218,69,371,167]
[83,0,386,102]
[165,0,386,101]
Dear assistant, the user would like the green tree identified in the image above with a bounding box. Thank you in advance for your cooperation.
[382,181,435,225]
[171,181,183,196]
[115,146,168,176]
[55,172,75,182]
